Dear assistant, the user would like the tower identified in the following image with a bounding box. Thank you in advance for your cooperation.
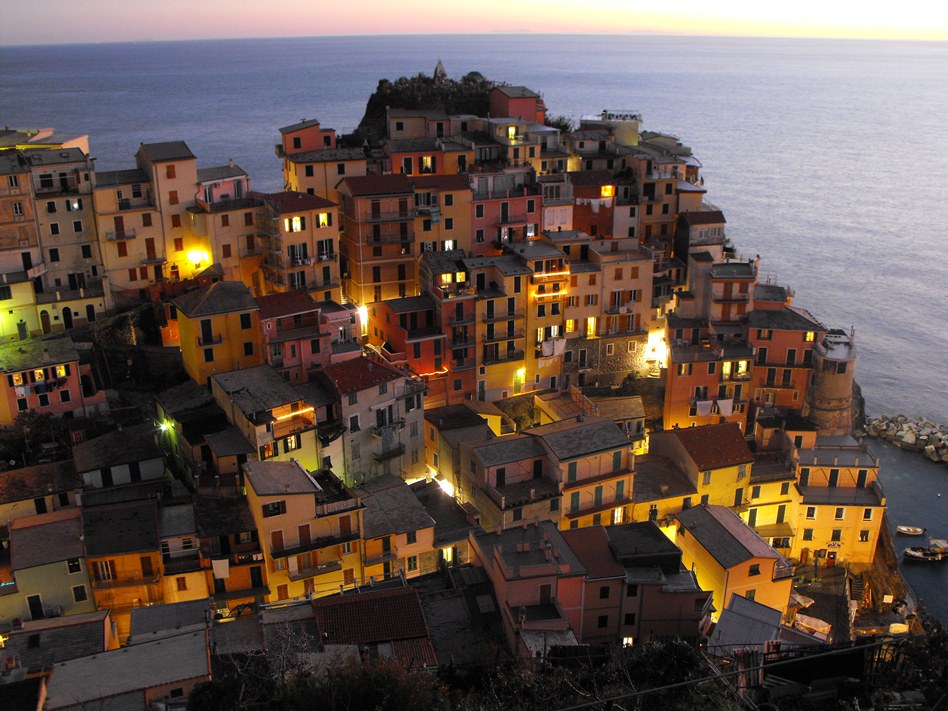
[803,328,858,435]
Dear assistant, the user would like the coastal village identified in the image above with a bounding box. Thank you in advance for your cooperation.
[0,68,942,709]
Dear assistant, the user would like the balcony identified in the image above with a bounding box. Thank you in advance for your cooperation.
[162,552,202,575]
[496,212,529,226]
[531,271,570,284]
[317,252,337,262]
[371,420,405,438]
[374,442,406,462]
[288,558,343,581]
[198,333,223,346]
[272,532,360,560]
[451,359,475,371]
[26,262,47,279]
[289,256,315,267]
[712,293,750,304]
[364,549,398,567]
[141,255,166,265]
[36,180,80,196]
[366,209,415,223]
[272,411,316,439]
[368,233,414,246]
[91,573,161,590]
[482,349,524,365]
[482,311,523,323]
[483,329,524,343]
[449,337,474,349]
[106,228,137,241]
[447,312,475,326]
[116,197,155,211]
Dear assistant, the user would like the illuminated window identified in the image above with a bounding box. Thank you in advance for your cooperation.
[586,317,597,337]
[736,360,748,375]
[805,331,815,342]
[600,185,615,198]
[285,216,304,232]
[318,212,331,227]
[565,319,575,333]
[421,156,433,171]
[507,125,516,140]
[455,271,465,283]
[55,365,67,377]
[34,369,46,382]
[12,373,24,386]
[440,273,453,285]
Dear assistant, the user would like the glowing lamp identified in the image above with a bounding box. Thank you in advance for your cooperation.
[187,249,204,266]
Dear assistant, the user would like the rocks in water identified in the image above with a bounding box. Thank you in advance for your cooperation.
[866,414,948,465]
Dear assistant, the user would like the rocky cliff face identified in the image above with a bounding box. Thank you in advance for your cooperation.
[355,70,495,143]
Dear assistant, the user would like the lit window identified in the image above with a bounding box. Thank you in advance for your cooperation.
[12,373,24,386]
[600,185,615,198]
[33,369,46,382]
[318,212,330,227]
[805,331,815,342]
[441,273,453,285]
[56,365,67,377]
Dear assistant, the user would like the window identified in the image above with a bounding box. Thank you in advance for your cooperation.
[166,164,176,179]
[49,222,60,236]
[806,506,816,519]
[597,615,608,629]
[49,247,60,262]
[863,508,873,521]
[239,312,252,330]
[748,563,760,576]
[567,461,577,483]
[831,529,842,542]
[835,507,845,520]
[7,175,18,188]
[117,241,128,257]
[751,485,761,499]
[444,194,453,207]
[203,348,214,363]
[349,415,360,432]
[67,558,81,574]
[169,190,179,205]
[142,213,152,227]
[171,214,181,228]
[802,529,814,541]
[243,342,254,356]
[444,217,454,230]
[512,507,523,522]
[407,555,418,572]
[47,200,57,213]
[336,163,345,175]
[745,590,756,601]
[60,389,71,403]
[72,585,88,603]
[262,501,286,517]
[702,470,712,486]
[12,201,24,216]
[38,393,49,407]
[407,530,417,545]
[780,482,790,496]
[348,392,358,405]
[221,214,230,227]
[379,382,388,395]
[176,577,188,592]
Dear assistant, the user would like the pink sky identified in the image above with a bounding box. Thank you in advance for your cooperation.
[5,0,948,45]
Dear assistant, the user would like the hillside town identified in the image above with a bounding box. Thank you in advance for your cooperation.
[0,72,938,710]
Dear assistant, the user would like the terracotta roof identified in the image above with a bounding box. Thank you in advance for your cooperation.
[323,356,404,395]
[683,210,726,226]
[258,190,336,212]
[493,85,540,99]
[567,169,615,187]
[668,423,754,470]
[338,174,414,197]
[561,526,626,580]
[312,586,436,666]
[0,460,78,505]
[255,290,319,320]
[409,174,471,192]
[197,164,246,182]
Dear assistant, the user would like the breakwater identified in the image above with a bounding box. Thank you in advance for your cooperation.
[865,415,948,465]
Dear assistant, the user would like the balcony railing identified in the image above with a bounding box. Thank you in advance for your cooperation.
[366,209,415,223]
[482,349,524,365]
[482,311,523,323]
[483,329,524,343]
[106,228,137,241]
[199,333,223,346]
[92,573,161,590]
[374,443,406,462]
[162,552,202,575]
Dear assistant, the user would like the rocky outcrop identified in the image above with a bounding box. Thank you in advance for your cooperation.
[865,414,948,465]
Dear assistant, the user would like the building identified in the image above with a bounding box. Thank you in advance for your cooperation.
[0,459,79,532]
[673,505,794,621]
[82,500,163,641]
[244,460,364,601]
[210,364,320,471]
[1,509,95,624]
[322,356,426,486]
[72,422,166,490]
[0,336,106,425]
[158,503,208,604]
[256,289,331,384]
[172,280,263,385]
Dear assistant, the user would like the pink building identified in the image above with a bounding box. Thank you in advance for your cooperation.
[0,337,106,425]
[256,290,331,384]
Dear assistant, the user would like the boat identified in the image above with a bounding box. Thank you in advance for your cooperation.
[896,526,926,536]
[903,546,946,562]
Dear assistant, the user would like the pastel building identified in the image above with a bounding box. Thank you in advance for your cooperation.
[0,337,107,425]
[256,289,332,384]
[172,280,264,385]
[673,504,794,621]
[245,460,364,601]
[276,117,367,205]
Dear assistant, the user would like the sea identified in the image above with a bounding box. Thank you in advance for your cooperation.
[1,34,946,621]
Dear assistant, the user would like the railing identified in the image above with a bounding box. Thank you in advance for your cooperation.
[288,559,342,581]
[364,549,398,567]
[92,573,161,590]
[366,209,415,222]
[162,552,202,575]
[371,420,404,438]
[317,252,337,262]
[447,313,476,325]
[290,256,315,267]
[482,311,522,323]
[368,233,414,245]
[106,228,137,240]
[497,212,529,226]
[374,443,406,462]
[141,255,165,265]
[531,271,569,284]
[482,349,524,365]
[483,329,524,343]
[117,197,155,211]
[198,333,223,346]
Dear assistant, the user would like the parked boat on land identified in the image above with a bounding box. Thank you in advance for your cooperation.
[896,526,926,536]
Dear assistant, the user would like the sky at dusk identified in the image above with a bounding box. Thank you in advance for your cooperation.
[3,0,948,45]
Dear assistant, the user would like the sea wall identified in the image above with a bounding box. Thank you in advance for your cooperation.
[864,415,948,465]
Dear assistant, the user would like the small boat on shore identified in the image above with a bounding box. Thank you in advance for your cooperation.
[896,525,926,536]
[904,546,945,562]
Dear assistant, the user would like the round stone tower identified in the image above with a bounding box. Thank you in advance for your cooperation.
[803,328,858,435]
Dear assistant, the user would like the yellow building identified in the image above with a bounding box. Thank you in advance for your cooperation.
[171,280,263,385]
[410,174,473,255]
[789,434,885,570]
[83,500,164,642]
[245,460,364,602]
[673,504,794,621]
